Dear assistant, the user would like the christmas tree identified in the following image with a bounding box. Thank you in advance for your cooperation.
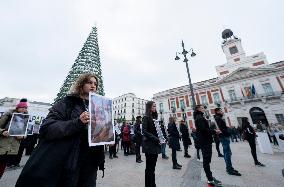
[55,26,105,102]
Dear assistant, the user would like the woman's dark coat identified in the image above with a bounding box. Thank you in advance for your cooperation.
[180,124,192,146]
[167,122,181,150]
[142,116,161,154]
[16,95,105,187]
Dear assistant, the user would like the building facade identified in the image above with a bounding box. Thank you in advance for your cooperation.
[153,29,284,128]
[112,93,148,123]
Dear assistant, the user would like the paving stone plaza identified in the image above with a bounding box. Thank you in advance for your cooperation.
[1,141,283,187]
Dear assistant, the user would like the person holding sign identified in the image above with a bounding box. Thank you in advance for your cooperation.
[0,99,27,179]
[142,101,161,187]
[16,73,105,187]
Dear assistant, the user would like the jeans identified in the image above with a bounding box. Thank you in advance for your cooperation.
[145,153,158,187]
[220,137,234,172]
[201,144,213,181]
[161,143,167,157]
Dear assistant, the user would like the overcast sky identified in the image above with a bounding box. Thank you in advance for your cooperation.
[0,0,283,103]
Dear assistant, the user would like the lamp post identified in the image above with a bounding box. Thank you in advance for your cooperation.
[175,40,197,109]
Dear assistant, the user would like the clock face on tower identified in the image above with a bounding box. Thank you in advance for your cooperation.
[229,46,238,55]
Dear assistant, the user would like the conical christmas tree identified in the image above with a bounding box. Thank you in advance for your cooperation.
[55,26,105,102]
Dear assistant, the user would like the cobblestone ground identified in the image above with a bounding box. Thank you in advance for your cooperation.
[1,141,284,187]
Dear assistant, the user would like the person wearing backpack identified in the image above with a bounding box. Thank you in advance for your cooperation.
[122,123,131,156]
[16,73,105,187]
[0,99,27,179]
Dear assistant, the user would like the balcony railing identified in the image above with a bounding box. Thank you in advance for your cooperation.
[225,91,283,103]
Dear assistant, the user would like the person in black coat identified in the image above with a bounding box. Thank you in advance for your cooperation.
[168,117,182,169]
[142,101,161,187]
[241,117,265,167]
[134,116,143,163]
[194,105,222,187]
[16,73,105,187]
[179,120,192,158]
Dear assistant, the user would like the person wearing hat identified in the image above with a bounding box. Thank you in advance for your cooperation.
[134,116,143,163]
[0,98,27,179]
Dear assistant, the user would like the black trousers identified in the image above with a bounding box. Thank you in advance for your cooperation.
[247,138,258,164]
[109,144,117,157]
[201,144,213,181]
[123,141,130,155]
[183,143,189,156]
[172,149,177,166]
[145,153,158,187]
[8,144,25,166]
[215,141,221,155]
[135,143,141,161]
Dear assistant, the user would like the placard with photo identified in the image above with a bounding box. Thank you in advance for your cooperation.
[88,93,114,146]
[8,113,30,136]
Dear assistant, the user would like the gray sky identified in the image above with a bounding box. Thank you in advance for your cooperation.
[0,0,283,103]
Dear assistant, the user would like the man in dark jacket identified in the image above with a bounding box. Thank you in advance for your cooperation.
[168,117,182,169]
[214,108,241,176]
[16,73,105,187]
[179,120,192,158]
[134,116,143,163]
[194,105,222,187]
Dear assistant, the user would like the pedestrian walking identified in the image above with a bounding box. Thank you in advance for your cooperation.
[241,117,265,167]
[134,116,143,163]
[160,121,169,159]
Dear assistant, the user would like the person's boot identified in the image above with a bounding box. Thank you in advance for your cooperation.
[218,153,224,157]
[109,155,113,159]
[255,162,265,167]
[173,165,182,169]
[176,163,182,167]
[162,154,169,159]
[184,154,191,158]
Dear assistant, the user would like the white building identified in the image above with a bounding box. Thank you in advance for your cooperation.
[153,29,284,128]
[0,97,51,124]
[112,93,149,122]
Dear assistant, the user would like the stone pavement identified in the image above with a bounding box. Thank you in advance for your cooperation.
[1,141,284,187]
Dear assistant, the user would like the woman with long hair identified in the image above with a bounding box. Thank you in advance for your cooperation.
[16,73,105,187]
[241,117,265,167]
[142,101,161,187]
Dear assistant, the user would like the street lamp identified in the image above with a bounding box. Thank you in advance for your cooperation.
[175,40,197,109]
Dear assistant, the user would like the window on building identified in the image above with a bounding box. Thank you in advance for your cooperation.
[125,103,126,107]
[132,109,135,113]
[229,46,238,55]
[124,109,126,113]
[133,98,134,101]
[159,103,164,112]
[262,83,274,96]
[228,90,237,101]
[138,110,140,114]
[132,103,134,107]
[190,97,193,106]
[201,95,208,105]
[213,93,221,104]
[171,101,176,109]
[275,114,284,124]
[180,99,185,109]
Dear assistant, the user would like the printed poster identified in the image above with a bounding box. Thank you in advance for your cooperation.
[88,93,114,146]
[8,113,29,136]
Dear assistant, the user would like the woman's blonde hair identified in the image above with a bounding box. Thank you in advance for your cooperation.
[70,73,99,96]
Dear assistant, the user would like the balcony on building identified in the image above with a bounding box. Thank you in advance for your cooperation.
[225,91,283,104]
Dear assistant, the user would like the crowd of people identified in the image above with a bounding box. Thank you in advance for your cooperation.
[0,73,283,187]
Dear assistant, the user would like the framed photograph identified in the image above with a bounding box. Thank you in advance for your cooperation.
[88,93,114,146]
[26,121,34,135]
[8,113,30,136]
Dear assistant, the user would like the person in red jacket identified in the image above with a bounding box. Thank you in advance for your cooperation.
[122,123,131,156]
